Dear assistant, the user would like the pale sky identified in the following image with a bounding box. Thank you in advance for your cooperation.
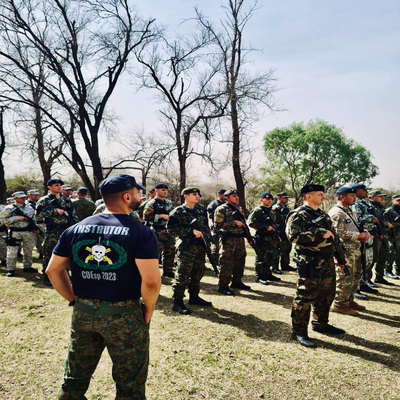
[4,0,400,189]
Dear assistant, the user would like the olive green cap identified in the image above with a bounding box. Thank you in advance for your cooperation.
[181,187,201,196]
[369,189,387,197]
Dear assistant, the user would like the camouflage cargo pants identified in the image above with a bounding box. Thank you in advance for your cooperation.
[172,245,206,301]
[254,237,275,280]
[156,231,175,274]
[291,257,336,335]
[386,239,400,275]
[360,245,374,283]
[271,236,292,269]
[211,228,221,261]
[58,298,149,400]
[373,238,390,278]
[35,222,46,254]
[42,230,65,273]
[218,236,246,287]
[6,231,37,271]
[0,231,6,262]
[334,247,362,307]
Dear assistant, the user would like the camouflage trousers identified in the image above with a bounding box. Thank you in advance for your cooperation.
[254,237,275,280]
[172,245,205,301]
[210,229,221,261]
[35,222,45,254]
[334,247,362,307]
[271,236,292,270]
[59,298,149,400]
[291,257,336,335]
[386,239,400,275]
[218,236,246,287]
[0,232,6,262]
[156,231,175,274]
[6,230,37,272]
[42,229,65,273]
[360,246,374,284]
[372,238,390,278]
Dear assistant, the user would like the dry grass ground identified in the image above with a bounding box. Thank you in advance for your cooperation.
[1,249,400,400]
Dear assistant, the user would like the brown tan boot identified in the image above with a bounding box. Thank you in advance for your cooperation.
[349,300,366,311]
[332,305,359,316]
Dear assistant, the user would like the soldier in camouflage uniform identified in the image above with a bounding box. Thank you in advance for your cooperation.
[207,189,226,260]
[367,190,394,286]
[0,204,7,265]
[137,188,155,220]
[72,187,96,221]
[214,189,251,295]
[61,184,73,198]
[143,183,175,278]
[36,179,78,286]
[350,183,378,296]
[0,191,39,276]
[27,189,45,257]
[271,192,296,273]
[248,192,281,285]
[383,194,400,278]
[328,187,371,316]
[167,187,213,314]
[286,184,345,348]
[45,174,161,400]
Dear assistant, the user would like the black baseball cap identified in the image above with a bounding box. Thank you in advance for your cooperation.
[99,174,145,194]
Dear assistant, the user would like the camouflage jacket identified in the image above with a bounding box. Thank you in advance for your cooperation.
[367,200,390,234]
[0,203,36,229]
[137,199,150,219]
[247,205,276,239]
[36,194,78,231]
[271,202,290,233]
[214,203,246,235]
[286,205,334,255]
[167,204,211,243]
[207,199,225,223]
[384,205,400,239]
[351,199,375,231]
[143,198,174,232]
[328,203,361,250]
[72,198,96,221]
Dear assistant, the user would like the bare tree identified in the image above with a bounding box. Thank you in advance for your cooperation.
[134,27,228,192]
[196,0,279,210]
[0,0,157,198]
[0,107,7,204]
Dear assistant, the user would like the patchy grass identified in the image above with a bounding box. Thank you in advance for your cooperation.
[1,249,400,399]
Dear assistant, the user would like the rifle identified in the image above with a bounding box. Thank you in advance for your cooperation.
[310,213,350,276]
[231,210,258,250]
[366,204,390,256]
[262,213,281,251]
[189,218,219,276]
[48,197,75,226]
[12,206,44,235]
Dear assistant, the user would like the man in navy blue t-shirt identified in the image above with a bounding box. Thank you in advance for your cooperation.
[46,174,161,400]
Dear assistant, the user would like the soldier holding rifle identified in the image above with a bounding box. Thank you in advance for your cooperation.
[167,187,213,315]
[214,189,251,296]
[286,184,345,348]
[384,194,400,279]
[328,187,371,316]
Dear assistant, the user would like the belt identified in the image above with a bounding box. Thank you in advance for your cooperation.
[75,297,141,316]
[10,227,33,232]
[226,233,245,238]
[296,250,333,260]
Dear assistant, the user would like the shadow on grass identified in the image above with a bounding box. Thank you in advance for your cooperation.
[357,312,400,328]
[315,334,400,371]
[363,309,400,321]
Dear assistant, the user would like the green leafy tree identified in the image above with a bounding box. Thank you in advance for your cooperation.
[263,120,378,204]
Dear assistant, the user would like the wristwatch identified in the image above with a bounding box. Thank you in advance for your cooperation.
[68,300,76,307]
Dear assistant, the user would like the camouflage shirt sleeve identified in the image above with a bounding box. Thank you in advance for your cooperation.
[167,206,195,238]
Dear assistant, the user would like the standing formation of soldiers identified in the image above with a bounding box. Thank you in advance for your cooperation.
[1,179,400,348]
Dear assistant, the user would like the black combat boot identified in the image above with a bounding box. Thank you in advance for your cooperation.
[172,300,191,315]
[189,295,212,306]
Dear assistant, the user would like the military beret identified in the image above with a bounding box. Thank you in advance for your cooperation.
[224,189,239,196]
[260,192,273,199]
[77,187,88,193]
[27,189,40,195]
[155,183,168,189]
[149,188,156,193]
[99,174,145,194]
[300,184,325,195]
[61,184,73,190]
[276,192,289,198]
[217,189,226,195]
[12,191,27,198]
[392,194,400,200]
[47,178,64,186]
[336,186,356,195]
[350,183,372,191]
[181,187,201,196]
[6,197,15,203]
[369,189,387,197]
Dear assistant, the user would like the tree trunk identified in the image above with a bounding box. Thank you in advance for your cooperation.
[0,109,7,204]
